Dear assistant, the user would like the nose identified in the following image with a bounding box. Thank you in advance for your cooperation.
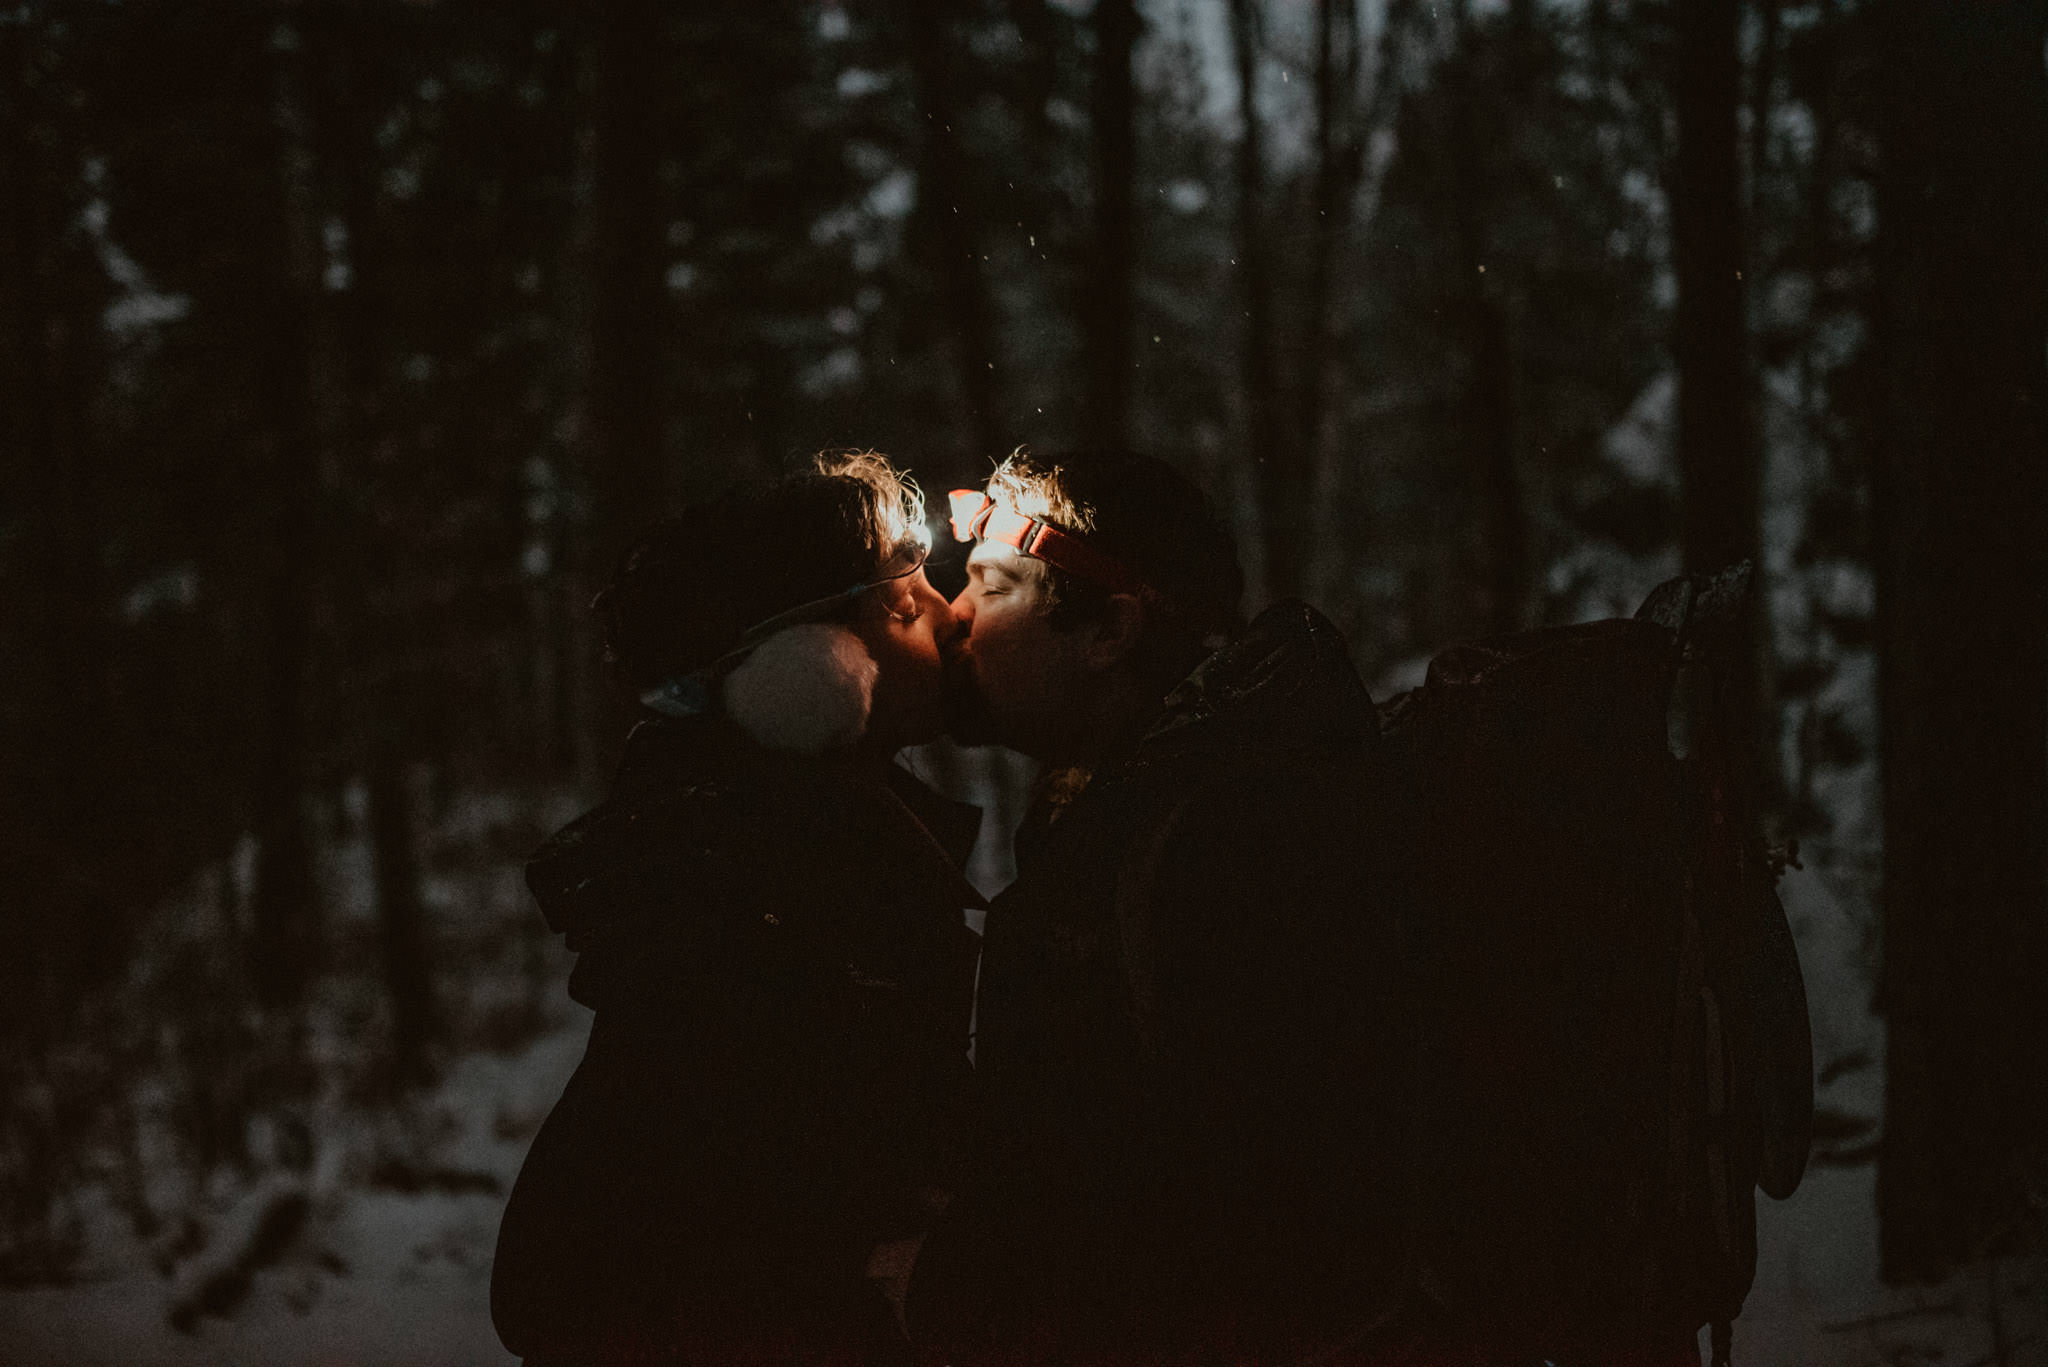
[918,580,960,648]
[948,587,976,630]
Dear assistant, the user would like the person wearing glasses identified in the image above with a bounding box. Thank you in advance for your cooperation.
[491,453,982,1366]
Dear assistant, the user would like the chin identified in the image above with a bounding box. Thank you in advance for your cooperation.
[941,670,1000,747]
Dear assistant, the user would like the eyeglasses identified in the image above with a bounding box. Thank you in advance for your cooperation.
[724,540,931,656]
[638,541,932,719]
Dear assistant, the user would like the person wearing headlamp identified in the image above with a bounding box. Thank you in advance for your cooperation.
[909,452,1414,1364]
[493,452,983,1366]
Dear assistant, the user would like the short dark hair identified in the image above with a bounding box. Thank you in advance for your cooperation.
[596,451,925,691]
[985,450,1245,688]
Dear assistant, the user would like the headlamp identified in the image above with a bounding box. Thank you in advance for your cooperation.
[947,489,1151,598]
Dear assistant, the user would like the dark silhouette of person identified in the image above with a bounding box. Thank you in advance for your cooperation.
[492,455,982,1366]
[908,452,1415,1364]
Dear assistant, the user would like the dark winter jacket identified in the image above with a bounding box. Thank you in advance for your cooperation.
[908,601,1419,1364]
[491,714,983,1366]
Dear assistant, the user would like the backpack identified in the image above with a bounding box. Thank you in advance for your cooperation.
[1375,564,1813,1366]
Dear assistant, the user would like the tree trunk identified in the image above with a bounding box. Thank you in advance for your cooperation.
[906,4,1003,464]
[1083,0,1138,451]
[1449,4,1525,634]
[1276,0,1366,606]
[1672,0,1756,576]
[1872,0,2048,1284]
[1748,0,1780,218]
[46,292,108,797]
[1672,0,1776,828]
[553,33,605,784]
[532,465,583,775]
[589,0,668,564]
[1228,0,1286,603]
[244,372,316,1015]
[1466,289,1520,634]
[1795,0,1839,442]
[248,14,326,1008]
[563,6,666,781]
[14,115,82,766]
[0,45,44,751]
[367,730,435,1086]
[2,24,127,1004]
[1010,0,1062,190]
[322,25,438,1084]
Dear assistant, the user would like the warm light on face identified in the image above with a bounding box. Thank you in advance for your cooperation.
[949,486,1149,598]
[963,536,1038,585]
[855,562,954,749]
[944,538,1079,757]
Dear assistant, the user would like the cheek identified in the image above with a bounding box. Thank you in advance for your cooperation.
[874,620,943,679]
[973,612,1050,694]
[907,624,947,681]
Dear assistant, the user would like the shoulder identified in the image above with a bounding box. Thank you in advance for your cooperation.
[527,776,741,926]
[1144,729,1366,845]
[528,752,822,1014]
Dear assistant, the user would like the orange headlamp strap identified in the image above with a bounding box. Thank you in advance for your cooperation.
[947,489,1152,598]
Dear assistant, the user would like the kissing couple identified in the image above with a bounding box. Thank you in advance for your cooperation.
[492,448,1431,1365]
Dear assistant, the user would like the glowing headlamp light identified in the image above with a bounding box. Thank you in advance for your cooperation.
[947,489,1151,598]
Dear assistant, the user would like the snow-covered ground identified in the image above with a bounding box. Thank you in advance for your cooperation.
[1714,865,2047,1367]
[3,755,2040,1365]
[0,1007,591,1367]
[11,863,2041,1366]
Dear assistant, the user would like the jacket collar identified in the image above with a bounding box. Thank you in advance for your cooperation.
[529,715,986,951]
[1018,600,1376,839]
[1143,598,1377,750]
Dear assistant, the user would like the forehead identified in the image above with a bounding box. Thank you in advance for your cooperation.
[966,539,1044,581]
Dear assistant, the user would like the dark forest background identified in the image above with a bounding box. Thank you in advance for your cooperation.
[2,0,2043,1343]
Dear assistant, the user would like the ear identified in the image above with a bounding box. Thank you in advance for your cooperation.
[722,623,878,755]
[1079,593,1147,672]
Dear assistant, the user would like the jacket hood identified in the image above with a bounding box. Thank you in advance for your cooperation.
[525,714,983,1005]
[1142,599,1379,756]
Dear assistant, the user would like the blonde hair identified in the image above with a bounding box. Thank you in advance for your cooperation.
[813,449,931,564]
[985,447,1095,535]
